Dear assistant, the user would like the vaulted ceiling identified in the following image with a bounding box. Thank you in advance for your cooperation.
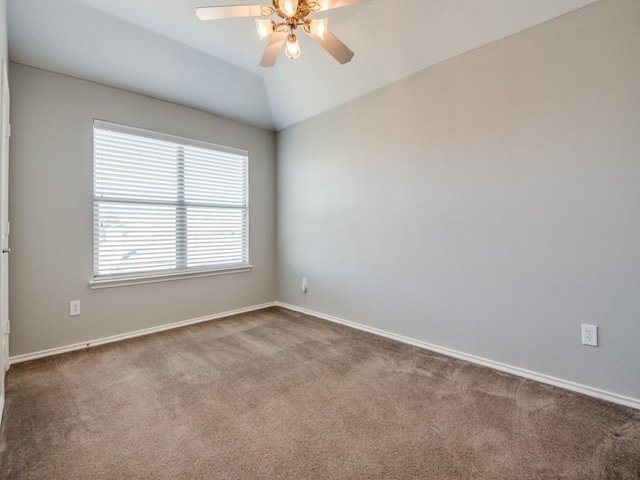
[8,0,598,130]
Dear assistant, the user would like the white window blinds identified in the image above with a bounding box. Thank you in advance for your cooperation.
[93,120,249,282]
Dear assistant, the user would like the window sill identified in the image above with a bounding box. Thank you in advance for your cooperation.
[89,265,253,289]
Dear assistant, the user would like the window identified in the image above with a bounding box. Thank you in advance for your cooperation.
[91,120,250,287]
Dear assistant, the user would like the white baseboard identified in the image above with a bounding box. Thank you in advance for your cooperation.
[9,300,639,410]
[275,302,640,410]
[8,302,277,366]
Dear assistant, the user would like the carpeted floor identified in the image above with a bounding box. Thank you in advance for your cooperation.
[0,307,639,479]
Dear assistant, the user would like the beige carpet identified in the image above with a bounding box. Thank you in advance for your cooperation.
[0,307,639,479]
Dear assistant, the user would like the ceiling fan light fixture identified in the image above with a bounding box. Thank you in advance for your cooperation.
[285,33,301,59]
[255,18,275,40]
[308,18,328,39]
[196,0,364,66]
[280,0,299,17]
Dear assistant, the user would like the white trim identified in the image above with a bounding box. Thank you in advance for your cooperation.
[89,265,253,289]
[275,302,640,411]
[93,119,249,157]
[8,302,276,366]
[0,394,4,425]
[9,300,639,410]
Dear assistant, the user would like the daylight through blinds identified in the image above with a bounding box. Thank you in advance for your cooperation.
[93,121,249,279]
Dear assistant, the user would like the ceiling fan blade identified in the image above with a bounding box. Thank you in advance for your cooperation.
[316,0,368,12]
[308,30,354,64]
[196,5,268,20]
[260,31,288,68]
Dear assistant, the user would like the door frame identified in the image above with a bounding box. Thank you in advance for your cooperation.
[0,59,10,422]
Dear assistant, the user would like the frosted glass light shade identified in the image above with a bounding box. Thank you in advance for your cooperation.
[255,19,274,40]
[308,18,328,39]
[280,0,299,17]
[285,34,301,59]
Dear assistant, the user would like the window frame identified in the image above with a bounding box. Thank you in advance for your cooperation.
[89,120,251,289]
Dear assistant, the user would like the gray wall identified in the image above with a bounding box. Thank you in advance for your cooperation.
[9,63,276,356]
[277,0,640,400]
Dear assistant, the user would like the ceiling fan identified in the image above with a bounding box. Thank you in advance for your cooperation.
[196,0,367,67]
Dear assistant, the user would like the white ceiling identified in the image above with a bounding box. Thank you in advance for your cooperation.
[7,0,598,130]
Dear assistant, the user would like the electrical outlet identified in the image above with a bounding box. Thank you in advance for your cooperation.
[581,324,597,347]
[301,278,308,293]
[70,300,81,317]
